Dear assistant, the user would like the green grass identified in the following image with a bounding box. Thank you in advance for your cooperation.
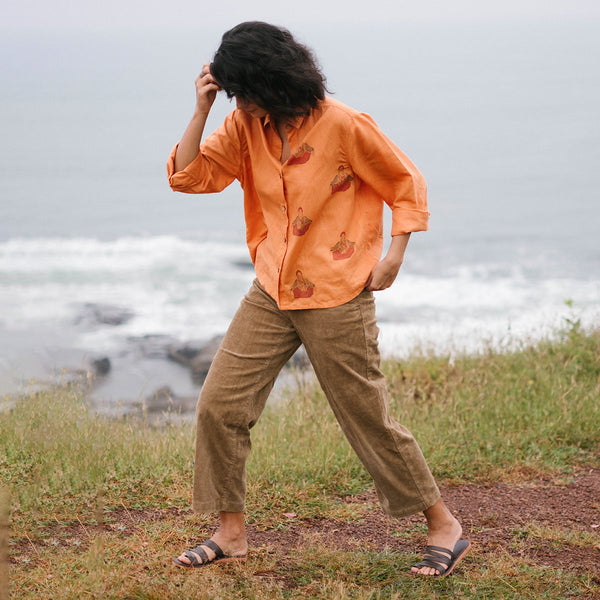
[1,323,599,599]
[383,321,600,482]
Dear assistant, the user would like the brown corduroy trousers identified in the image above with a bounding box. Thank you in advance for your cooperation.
[192,280,440,518]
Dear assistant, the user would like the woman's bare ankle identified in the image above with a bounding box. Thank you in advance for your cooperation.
[214,511,247,555]
[423,499,462,543]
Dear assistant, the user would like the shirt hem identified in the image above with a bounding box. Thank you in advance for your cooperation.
[267,284,369,311]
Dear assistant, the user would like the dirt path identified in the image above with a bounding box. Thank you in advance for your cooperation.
[12,468,600,579]
[247,468,600,576]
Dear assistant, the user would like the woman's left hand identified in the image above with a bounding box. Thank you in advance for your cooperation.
[364,257,402,291]
[364,233,411,291]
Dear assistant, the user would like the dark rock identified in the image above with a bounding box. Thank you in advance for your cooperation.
[91,357,111,376]
[167,344,203,366]
[231,259,254,270]
[190,336,224,384]
[76,303,134,327]
[166,337,309,387]
[289,346,309,369]
[144,385,175,412]
[166,336,224,383]
[143,386,197,414]
[127,334,180,358]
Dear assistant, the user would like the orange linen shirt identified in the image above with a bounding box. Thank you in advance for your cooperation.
[167,97,429,310]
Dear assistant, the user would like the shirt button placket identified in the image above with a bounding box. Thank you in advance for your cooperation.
[278,170,287,288]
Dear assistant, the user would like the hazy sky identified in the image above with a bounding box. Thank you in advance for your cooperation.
[3,0,599,30]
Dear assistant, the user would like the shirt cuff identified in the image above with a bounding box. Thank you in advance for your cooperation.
[166,143,204,192]
[390,208,430,235]
[166,143,178,181]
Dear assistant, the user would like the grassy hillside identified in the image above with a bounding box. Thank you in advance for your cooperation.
[2,323,599,599]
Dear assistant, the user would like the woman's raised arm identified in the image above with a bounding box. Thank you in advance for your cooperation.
[173,63,221,173]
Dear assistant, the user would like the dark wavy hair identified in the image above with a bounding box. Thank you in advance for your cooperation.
[210,22,327,122]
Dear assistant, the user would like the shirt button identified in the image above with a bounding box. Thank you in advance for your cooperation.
[283,237,287,243]
[281,205,286,212]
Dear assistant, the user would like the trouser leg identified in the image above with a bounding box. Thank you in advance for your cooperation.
[192,281,301,513]
[291,290,440,518]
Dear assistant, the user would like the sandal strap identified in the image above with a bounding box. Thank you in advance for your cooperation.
[413,545,455,575]
[425,545,456,560]
[412,558,449,575]
[184,539,225,566]
[199,539,225,560]
[184,547,207,567]
[412,540,471,577]
[424,546,453,565]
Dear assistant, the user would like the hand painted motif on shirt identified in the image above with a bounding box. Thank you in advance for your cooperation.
[287,142,314,166]
[330,165,354,193]
[292,207,312,236]
[291,270,315,299]
[330,232,355,260]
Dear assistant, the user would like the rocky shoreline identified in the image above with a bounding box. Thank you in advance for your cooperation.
[75,303,310,423]
[0,302,309,424]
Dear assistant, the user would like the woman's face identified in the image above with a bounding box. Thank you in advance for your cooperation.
[235,97,268,118]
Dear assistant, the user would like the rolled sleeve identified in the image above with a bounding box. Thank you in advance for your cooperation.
[167,111,244,194]
[346,112,429,235]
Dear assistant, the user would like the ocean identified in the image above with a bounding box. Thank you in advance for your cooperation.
[1,20,599,409]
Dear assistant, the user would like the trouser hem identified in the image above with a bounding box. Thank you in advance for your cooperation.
[191,500,246,515]
[383,491,441,519]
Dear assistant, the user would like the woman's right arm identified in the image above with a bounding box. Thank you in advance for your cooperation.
[173,63,221,173]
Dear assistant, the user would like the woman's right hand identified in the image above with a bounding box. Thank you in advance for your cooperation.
[194,62,221,116]
[173,63,220,173]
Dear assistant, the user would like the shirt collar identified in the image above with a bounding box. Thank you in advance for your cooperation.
[262,113,305,130]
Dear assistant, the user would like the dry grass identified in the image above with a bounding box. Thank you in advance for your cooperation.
[2,324,599,598]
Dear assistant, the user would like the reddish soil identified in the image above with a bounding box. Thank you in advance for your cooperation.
[248,468,600,577]
[11,468,600,580]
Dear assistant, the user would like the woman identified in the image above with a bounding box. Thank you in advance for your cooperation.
[167,21,470,577]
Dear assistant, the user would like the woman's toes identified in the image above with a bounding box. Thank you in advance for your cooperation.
[411,565,440,576]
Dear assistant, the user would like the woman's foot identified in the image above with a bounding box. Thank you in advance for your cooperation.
[174,511,247,567]
[411,499,465,576]
[173,533,247,567]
